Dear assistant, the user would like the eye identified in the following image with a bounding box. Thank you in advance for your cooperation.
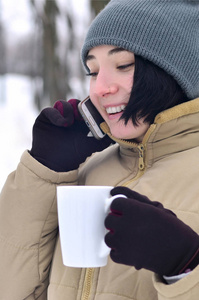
[86,72,98,77]
[117,63,134,70]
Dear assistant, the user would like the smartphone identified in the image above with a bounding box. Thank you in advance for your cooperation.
[78,96,106,140]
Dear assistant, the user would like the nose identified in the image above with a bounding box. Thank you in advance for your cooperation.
[93,71,118,97]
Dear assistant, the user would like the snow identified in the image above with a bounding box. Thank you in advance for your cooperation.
[1,0,90,37]
[0,74,38,191]
[1,0,34,36]
[0,0,91,191]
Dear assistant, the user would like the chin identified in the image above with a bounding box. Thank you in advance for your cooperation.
[110,130,127,140]
[109,120,135,140]
[111,128,138,140]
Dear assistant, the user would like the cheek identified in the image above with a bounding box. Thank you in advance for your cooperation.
[89,93,97,107]
[126,75,134,93]
[111,119,149,140]
[89,83,99,107]
[89,82,95,100]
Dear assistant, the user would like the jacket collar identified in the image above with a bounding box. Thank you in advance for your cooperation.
[100,97,199,170]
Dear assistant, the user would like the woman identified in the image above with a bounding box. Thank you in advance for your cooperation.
[0,0,199,299]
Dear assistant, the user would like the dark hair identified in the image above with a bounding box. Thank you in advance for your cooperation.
[121,55,189,126]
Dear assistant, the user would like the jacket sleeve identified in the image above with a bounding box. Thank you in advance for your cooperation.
[0,151,78,300]
[153,266,199,300]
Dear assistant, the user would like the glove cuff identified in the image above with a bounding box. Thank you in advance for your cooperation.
[179,247,199,274]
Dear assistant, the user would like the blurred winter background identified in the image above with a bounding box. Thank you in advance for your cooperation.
[0,0,109,191]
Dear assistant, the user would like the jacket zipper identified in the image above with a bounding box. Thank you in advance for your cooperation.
[123,124,157,186]
[137,144,145,170]
[81,268,94,300]
[80,145,145,300]
[122,145,145,187]
[80,125,156,299]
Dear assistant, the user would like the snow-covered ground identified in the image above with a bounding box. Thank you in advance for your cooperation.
[0,74,38,191]
[0,0,91,191]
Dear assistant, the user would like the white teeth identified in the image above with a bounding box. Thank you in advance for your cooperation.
[106,105,126,114]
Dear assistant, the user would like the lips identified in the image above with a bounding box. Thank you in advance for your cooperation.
[106,104,126,114]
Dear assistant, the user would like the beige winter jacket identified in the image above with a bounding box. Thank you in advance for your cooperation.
[1,98,199,300]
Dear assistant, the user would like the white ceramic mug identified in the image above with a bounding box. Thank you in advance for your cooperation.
[57,185,126,268]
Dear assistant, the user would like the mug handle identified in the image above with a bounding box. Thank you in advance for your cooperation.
[99,194,127,260]
[105,194,127,214]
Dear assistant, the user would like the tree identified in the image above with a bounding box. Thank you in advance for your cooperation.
[0,3,6,75]
[30,0,71,107]
[91,0,110,15]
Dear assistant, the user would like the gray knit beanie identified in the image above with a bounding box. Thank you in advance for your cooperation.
[81,0,199,99]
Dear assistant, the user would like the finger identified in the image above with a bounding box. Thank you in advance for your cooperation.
[104,231,118,249]
[104,212,121,231]
[40,107,72,127]
[110,197,149,220]
[109,196,129,216]
[53,100,74,126]
[111,186,164,208]
[68,99,82,121]
[104,213,121,249]
[104,223,126,252]
[109,248,121,264]
[111,186,142,199]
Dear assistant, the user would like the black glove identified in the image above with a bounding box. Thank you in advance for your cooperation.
[30,99,113,172]
[105,186,199,276]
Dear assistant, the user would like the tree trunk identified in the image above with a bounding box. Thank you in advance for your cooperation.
[91,0,109,15]
[30,0,71,108]
[42,0,68,106]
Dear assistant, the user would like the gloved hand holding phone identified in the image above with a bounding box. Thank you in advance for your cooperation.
[30,99,112,172]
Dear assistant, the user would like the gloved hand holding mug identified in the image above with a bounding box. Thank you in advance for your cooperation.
[30,99,112,172]
[105,186,199,276]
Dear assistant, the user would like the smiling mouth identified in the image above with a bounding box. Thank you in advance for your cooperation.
[106,105,126,115]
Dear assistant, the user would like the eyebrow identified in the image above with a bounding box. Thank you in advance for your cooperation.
[86,47,127,63]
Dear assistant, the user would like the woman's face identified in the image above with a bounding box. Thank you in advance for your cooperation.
[86,45,150,142]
